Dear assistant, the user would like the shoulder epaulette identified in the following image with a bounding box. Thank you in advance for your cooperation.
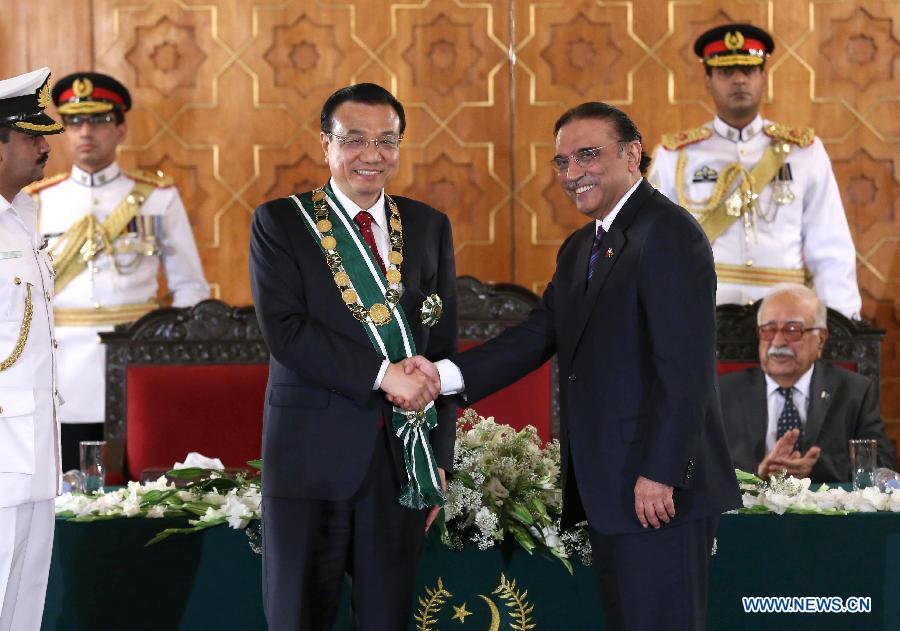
[125,168,174,188]
[659,126,713,151]
[764,123,815,148]
[22,172,68,195]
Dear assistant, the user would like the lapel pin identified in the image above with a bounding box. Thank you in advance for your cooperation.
[606,248,613,258]
[821,391,830,400]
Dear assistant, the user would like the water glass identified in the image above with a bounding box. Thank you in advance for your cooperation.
[849,439,877,490]
[80,440,107,493]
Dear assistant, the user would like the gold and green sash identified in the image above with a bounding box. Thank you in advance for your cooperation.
[291,184,445,510]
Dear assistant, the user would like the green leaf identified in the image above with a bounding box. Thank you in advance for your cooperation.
[247,459,262,470]
[507,523,536,554]
[163,467,207,479]
[182,501,217,517]
[145,518,226,547]
[506,501,536,526]
[452,471,476,490]
[192,478,240,493]
[735,469,763,485]
[139,489,177,507]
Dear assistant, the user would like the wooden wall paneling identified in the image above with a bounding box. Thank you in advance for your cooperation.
[379,0,514,282]
[0,1,94,176]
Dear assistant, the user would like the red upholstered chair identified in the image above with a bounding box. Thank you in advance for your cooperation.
[456,277,556,441]
[100,301,269,483]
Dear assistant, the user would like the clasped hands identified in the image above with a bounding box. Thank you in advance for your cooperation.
[380,355,441,411]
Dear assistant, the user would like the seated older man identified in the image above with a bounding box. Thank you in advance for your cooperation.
[720,283,895,482]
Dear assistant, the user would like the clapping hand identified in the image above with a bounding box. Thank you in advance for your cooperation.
[381,357,441,411]
[760,428,821,479]
[384,356,441,411]
[757,429,821,479]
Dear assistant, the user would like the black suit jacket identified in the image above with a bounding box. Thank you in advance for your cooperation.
[454,180,742,535]
[249,194,458,501]
[720,361,896,482]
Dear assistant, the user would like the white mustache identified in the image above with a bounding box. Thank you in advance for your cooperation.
[768,346,795,358]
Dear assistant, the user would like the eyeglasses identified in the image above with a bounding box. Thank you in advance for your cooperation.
[327,133,402,154]
[550,142,622,174]
[62,113,116,128]
[757,322,824,342]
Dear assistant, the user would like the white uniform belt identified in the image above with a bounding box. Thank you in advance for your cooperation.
[53,301,159,326]
[715,263,807,287]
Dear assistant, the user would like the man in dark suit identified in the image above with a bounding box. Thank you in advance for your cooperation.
[249,83,458,630]
[720,283,895,482]
[398,102,741,631]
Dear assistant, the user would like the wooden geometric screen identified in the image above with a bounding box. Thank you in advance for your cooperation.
[2,0,898,442]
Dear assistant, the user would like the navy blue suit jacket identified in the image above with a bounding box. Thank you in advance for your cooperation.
[249,194,458,501]
[454,180,741,534]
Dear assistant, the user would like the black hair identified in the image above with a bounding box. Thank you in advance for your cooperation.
[320,83,406,136]
[553,102,651,174]
[0,127,10,143]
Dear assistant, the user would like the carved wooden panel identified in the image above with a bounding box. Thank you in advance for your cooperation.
[2,1,898,441]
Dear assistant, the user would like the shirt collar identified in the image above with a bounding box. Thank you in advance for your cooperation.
[71,161,122,187]
[329,177,387,231]
[712,114,763,143]
[0,191,37,237]
[765,363,815,399]
[595,177,643,235]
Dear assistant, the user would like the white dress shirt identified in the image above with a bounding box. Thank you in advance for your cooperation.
[436,177,645,395]
[327,179,393,389]
[649,114,861,318]
[764,364,814,452]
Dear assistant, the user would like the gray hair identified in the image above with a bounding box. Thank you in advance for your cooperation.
[758,283,827,329]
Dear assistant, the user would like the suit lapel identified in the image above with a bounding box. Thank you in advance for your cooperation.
[568,180,653,353]
[804,362,832,449]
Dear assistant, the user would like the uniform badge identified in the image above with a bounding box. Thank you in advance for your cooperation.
[773,163,795,205]
[693,165,718,182]
[420,293,443,327]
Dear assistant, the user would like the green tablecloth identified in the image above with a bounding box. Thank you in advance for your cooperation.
[43,512,900,630]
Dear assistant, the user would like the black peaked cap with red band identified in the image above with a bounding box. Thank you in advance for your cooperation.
[694,23,774,67]
[51,72,132,115]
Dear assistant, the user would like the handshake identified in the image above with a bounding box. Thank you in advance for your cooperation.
[381,356,441,411]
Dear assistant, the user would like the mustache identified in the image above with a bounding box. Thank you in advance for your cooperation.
[767,346,796,358]
[562,177,594,192]
[37,153,49,166]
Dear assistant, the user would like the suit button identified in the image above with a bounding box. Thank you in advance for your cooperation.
[0,405,3,413]
[568,374,577,382]
[14,277,21,285]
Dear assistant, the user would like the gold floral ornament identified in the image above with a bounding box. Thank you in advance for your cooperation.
[72,77,94,98]
[37,81,51,108]
[310,186,404,327]
[724,31,745,51]
[420,293,443,328]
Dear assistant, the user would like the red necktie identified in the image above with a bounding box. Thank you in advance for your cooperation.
[354,210,388,430]
[353,211,387,275]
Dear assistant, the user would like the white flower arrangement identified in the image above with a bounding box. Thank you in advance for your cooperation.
[442,409,590,573]
[736,469,900,515]
[54,463,262,548]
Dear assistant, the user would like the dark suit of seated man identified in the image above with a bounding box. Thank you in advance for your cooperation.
[720,283,896,482]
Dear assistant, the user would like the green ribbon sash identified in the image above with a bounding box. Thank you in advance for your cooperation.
[291,185,446,510]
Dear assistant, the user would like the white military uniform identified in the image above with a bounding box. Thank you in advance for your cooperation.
[649,114,861,319]
[0,191,60,631]
[31,161,209,424]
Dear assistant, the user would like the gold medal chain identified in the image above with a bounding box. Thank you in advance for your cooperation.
[312,187,403,327]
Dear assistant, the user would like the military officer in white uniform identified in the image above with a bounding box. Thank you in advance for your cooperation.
[648,24,861,319]
[26,72,209,470]
[0,67,64,631]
